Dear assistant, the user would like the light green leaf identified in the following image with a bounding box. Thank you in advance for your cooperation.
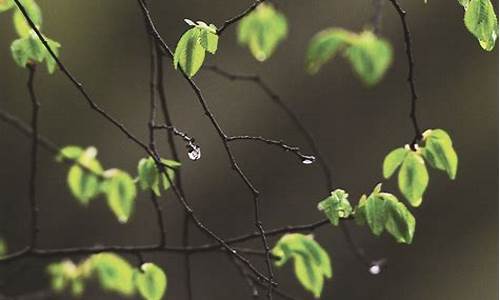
[272,234,331,298]
[13,0,42,38]
[0,0,13,12]
[47,260,90,295]
[364,193,387,236]
[103,169,137,223]
[306,28,392,85]
[381,193,415,244]
[463,0,498,51]
[355,186,416,244]
[65,147,103,205]
[57,145,83,162]
[173,28,205,78]
[345,31,393,85]
[422,129,458,179]
[306,29,351,74]
[383,147,409,179]
[398,151,429,207]
[137,157,179,196]
[198,27,218,54]
[90,253,135,296]
[237,3,288,61]
[317,189,352,226]
[134,263,167,300]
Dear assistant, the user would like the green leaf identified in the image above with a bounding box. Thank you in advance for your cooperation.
[345,31,393,85]
[306,29,392,85]
[90,253,135,296]
[13,0,42,38]
[65,147,103,205]
[364,193,388,236]
[0,0,13,12]
[173,28,205,78]
[381,193,415,244]
[422,129,458,179]
[463,0,498,51]
[47,260,91,295]
[237,3,288,61]
[103,169,137,223]
[355,186,416,244]
[173,20,218,78]
[398,151,429,207]
[57,145,84,162]
[383,147,409,179]
[137,157,179,196]
[317,189,353,226]
[272,234,331,298]
[306,29,351,74]
[10,33,61,74]
[134,263,167,300]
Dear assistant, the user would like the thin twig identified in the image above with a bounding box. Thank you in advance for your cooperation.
[387,0,422,146]
[26,64,40,249]
[227,135,316,164]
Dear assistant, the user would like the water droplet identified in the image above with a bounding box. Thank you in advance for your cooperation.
[187,144,201,161]
[301,155,316,165]
[369,264,381,275]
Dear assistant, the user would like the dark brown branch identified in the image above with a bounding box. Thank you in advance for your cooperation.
[227,135,316,164]
[26,64,40,249]
[387,0,422,146]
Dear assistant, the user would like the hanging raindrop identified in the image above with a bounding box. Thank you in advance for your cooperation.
[301,155,316,165]
[187,143,201,161]
[369,264,382,275]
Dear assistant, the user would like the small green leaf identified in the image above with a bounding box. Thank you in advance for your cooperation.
[383,147,409,179]
[306,29,351,74]
[364,193,387,235]
[0,0,13,12]
[317,189,352,225]
[355,186,416,244]
[306,28,392,85]
[103,169,137,223]
[65,147,103,205]
[134,263,167,300]
[173,28,205,78]
[90,253,135,296]
[345,31,393,85]
[463,0,498,51]
[137,157,179,196]
[381,193,415,244]
[237,3,288,61]
[272,234,331,298]
[13,0,42,38]
[57,145,84,162]
[398,151,429,207]
[422,129,458,179]
[173,20,218,78]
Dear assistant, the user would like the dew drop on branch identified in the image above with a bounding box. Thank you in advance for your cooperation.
[369,264,382,275]
[301,155,316,165]
[187,143,201,161]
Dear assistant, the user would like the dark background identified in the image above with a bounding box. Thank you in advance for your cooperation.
[0,0,498,299]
